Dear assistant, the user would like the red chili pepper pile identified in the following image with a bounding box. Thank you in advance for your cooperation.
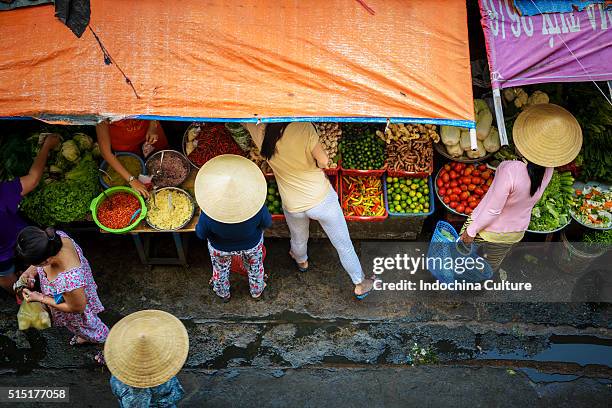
[97,193,140,230]
[188,124,245,167]
[341,176,385,217]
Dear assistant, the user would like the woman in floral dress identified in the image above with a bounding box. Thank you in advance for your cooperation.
[16,226,108,361]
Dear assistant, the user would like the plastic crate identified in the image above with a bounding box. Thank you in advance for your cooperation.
[265,174,339,221]
[340,175,388,222]
[383,176,435,217]
[340,165,386,177]
[264,174,285,220]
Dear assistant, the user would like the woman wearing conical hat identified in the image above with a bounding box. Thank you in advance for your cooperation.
[459,104,583,270]
[194,155,272,302]
[105,310,189,408]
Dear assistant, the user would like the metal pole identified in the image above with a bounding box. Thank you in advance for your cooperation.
[492,88,509,146]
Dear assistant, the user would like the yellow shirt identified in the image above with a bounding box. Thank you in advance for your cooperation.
[243,122,330,213]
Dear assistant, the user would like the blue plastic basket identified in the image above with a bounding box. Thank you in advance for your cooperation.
[383,176,435,217]
[427,221,494,284]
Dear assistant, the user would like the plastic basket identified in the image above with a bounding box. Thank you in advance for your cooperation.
[384,176,435,217]
[427,221,494,284]
[99,152,146,189]
[340,175,388,222]
[340,165,386,177]
[90,187,147,234]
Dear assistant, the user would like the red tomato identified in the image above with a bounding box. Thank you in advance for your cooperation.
[439,188,447,196]
[456,163,465,172]
[444,164,451,171]
[462,176,472,185]
[443,196,451,204]
[471,176,482,185]
[444,182,450,189]
[482,185,489,192]
[442,173,450,183]
[467,184,476,192]
[472,170,480,177]
[481,170,492,180]
[436,178,444,188]
[450,181,459,188]
[478,164,487,171]
[468,200,479,209]
[465,207,473,215]
[453,187,462,195]
[449,201,458,209]
[449,170,459,180]
[468,195,478,202]
[474,187,484,196]
[456,205,465,213]
[459,191,470,201]
[460,185,468,191]
[449,194,460,202]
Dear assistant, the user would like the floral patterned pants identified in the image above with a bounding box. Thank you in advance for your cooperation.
[207,237,265,298]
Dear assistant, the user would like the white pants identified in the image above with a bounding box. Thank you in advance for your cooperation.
[283,188,364,285]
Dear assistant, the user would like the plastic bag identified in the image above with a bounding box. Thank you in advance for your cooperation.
[17,301,51,331]
[427,221,493,284]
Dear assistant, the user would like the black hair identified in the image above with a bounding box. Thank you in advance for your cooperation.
[260,123,288,160]
[526,161,546,196]
[16,226,63,266]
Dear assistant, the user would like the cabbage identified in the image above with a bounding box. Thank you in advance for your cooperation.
[73,133,93,151]
[474,99,493,140]
[445,142,463,158]
[60,140,80,162]
[484,127,501,153]
[440,126,460,146]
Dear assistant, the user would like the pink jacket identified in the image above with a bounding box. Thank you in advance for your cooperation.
[467,160,553,237]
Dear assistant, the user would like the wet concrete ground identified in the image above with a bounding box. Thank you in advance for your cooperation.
[0,233,611,407]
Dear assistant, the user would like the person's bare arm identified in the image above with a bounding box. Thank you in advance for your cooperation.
[311,143,330,169]
[20,134,61,195]
[96,121,149,197]
[145,120,161,145]
[24,287,87,313]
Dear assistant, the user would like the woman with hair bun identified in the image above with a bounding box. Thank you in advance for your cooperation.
[15,226,108,361]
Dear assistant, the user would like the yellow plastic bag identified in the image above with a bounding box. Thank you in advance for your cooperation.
[17,301,51,331]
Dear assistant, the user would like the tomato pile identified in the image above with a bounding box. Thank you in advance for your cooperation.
[97,192,141,230]
[436,162,494,215]
[341,176,386,217]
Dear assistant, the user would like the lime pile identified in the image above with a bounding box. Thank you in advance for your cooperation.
[266,180,283,214]
[339,130,385,170]
[386,177,430,214]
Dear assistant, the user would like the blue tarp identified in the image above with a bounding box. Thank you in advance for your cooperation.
[513,0,607,16]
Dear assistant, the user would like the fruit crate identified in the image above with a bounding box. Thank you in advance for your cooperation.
[340,174,388,222]
[265,174,339,221]
[383,176,435,217]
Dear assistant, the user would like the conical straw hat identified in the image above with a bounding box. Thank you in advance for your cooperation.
[104,310,189,388]
[513,103,582,167]
[194,154,267,223]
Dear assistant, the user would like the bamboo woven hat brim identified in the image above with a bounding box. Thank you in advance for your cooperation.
[513,103,582,167]
[104,310,189,389]
[194,154,267,223]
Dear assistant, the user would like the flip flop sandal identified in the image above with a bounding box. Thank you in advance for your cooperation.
[289,252,309,273]
[94,351,106,366]
[354,276,376,301]
[69,336,90,346]
[251,283,267,300]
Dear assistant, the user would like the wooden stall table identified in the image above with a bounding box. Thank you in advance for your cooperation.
[124,169,202,266]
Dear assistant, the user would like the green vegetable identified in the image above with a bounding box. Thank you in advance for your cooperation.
[528,170,574,231]
[60,140,80,162]
[72,133,93,151]
[21,153,99,226]
[265,180,283,214]
[583,230,612,244]
[92,142,101,159]
[339,130,385,170]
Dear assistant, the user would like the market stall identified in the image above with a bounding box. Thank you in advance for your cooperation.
[0,0,480,264]
[474,0,612,252]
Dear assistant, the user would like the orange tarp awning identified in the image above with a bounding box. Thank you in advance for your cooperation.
[0,0,474,126]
